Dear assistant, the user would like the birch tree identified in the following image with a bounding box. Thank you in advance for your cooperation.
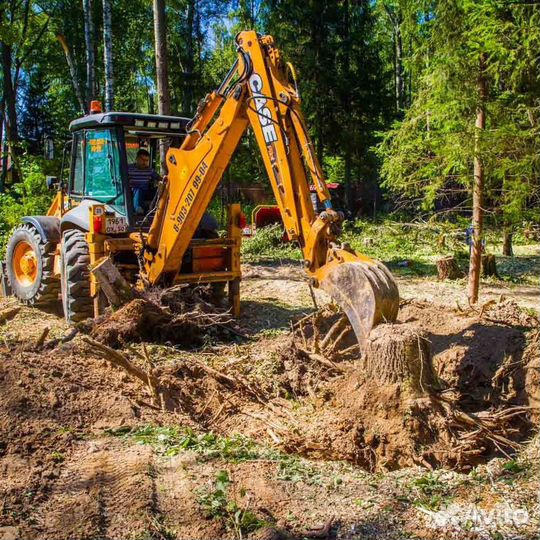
[56,34,87,113]
[153,0,171,172]
[102,0,114,111]
[83,0,96,105]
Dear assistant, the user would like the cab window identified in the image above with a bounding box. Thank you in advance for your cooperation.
[71,132,84,194]
[84,129,125,214]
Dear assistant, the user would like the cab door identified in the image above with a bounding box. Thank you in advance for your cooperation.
[62,127,131,232]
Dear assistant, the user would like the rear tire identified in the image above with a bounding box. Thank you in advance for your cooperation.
[5,223,60,306]
[61,230,93,323]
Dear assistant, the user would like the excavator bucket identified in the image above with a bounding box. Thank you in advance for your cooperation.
[317,255,399,349]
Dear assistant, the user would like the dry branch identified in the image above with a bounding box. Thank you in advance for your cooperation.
[81,336,172,409]
[298,347,348,373]
[0,307,21,323]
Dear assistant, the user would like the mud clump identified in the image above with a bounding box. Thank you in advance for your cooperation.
[90,298,206,348]
[89,285,238,348]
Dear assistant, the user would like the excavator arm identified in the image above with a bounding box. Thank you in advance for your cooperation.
[143,31,399,346]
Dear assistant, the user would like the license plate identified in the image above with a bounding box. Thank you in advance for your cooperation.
[105,216,128,234]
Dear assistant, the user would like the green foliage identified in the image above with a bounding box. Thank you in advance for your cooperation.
[323,156,345,185]
[197,471,266,538]
[120,425,278,462]
[277,456,323,485]
[376,0,540,227]
[241,224,301,263]
[0,156,56,256]
[502,459,525,475]
[410,472,453,512]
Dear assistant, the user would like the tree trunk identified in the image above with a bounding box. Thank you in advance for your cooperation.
[239,0,255,27]
[1,38,20,183]
[383,3,405,112]
[183,0,195,115]
[153,0,171,173]
[362,324,438,397]
[467,54,488,305]
[83,0,96,105]
[341,0,353,214]
[437,256,464,281]
[102,0,114,111]
[56,34,87,113]
[395,20,405,111]
[90,257,135,308]
[503,228,513,257]
[0,97,6,191]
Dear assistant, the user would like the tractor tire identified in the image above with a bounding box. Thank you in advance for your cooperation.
[5,223,60,306]
[61,229,93,323]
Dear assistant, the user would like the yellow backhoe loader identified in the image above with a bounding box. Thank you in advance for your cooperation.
[0,31,399,346]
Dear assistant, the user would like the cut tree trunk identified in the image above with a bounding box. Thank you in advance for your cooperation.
[361,324,438,397]
[481,254,498,278]
[90,257,134,307]
[437,256,464,280]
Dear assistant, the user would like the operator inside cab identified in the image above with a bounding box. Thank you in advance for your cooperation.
[128,148,160,215]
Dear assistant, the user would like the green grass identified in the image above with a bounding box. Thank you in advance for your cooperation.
[110,425,334,488]
[241,224,302,263]
[409,472,453,512]
[112,425,279,462]
[197,470,266,538]
[240,218,539,282]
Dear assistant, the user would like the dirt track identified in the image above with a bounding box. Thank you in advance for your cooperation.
[0,263,539,539]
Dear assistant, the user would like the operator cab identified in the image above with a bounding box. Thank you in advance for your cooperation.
[64,108,190,232]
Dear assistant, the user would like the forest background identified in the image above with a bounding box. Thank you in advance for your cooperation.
[1,0,539,263]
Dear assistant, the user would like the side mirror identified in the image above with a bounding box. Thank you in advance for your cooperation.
[46,176,58,191]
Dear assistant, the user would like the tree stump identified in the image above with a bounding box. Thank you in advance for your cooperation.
[361,324,438,396]
[436,256,464,280]
[481,254,498,278]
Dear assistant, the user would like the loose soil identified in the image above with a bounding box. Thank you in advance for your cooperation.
[0,263,538,539]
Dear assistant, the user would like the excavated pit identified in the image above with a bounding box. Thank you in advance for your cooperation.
[276,299,538,471]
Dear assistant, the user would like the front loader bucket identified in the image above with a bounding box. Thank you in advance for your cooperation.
[318,258,399,348]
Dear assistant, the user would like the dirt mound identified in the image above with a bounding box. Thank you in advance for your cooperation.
[482,298,539,328]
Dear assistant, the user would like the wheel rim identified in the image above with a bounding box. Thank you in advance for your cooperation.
[12,240,38,287]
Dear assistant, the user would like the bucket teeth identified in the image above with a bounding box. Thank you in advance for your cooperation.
[319,260,399,348]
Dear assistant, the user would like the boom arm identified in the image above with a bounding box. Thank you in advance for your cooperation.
[143,31,399,345]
